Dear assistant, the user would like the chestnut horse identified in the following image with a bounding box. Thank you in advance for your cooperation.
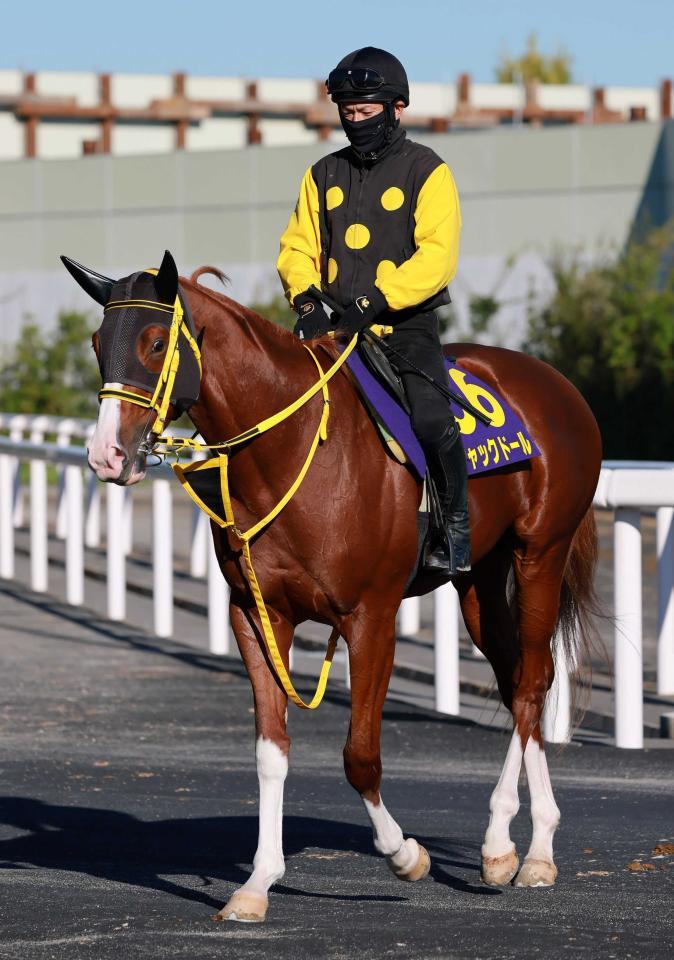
[64,252,602,922]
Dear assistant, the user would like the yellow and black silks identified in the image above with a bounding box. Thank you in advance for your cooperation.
[277,132,461,316]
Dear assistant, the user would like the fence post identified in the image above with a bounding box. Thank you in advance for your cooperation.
[0,453,14,578]
[30,458,48,592]
[614,508,643,748]
[656,506,674,696]
[152,477,173,638]
[399,596,420,635]
[191,506,209,578]
[434,582,460,715]
[123,488,134,556]
[10,415,27,528]
[65,465,84,605]
[208,533,230,654]
[55,420,75,539]
[107,482,126,621]
[85,474,101,548]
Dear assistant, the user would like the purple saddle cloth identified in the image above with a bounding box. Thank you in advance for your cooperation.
[345,349,540,480]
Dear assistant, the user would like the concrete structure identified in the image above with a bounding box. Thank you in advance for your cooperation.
[1,120,672,349]
[1,69,671,160]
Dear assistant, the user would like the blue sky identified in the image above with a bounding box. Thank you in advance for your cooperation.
[3,0,672,87]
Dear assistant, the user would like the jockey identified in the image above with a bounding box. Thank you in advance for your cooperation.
[277,46,470,575]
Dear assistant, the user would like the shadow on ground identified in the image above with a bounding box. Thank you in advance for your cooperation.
[0,797,495,910]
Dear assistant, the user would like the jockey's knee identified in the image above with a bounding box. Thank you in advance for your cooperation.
[410,408,452,450]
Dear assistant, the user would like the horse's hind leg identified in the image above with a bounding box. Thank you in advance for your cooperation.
[216,603,292,923]
[458,543,522,886]
[342,607,431,882]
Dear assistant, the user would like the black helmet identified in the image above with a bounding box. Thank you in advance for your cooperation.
[326,47,409,107]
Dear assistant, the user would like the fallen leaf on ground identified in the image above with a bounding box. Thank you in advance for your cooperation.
[576,870,612,877]
[627,861,655,872]
[583,848,593,854]
[652,843,674,856]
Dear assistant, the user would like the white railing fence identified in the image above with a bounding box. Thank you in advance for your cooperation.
[1,415,673,749]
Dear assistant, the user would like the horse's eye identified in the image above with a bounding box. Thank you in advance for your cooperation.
[152,338,166,354]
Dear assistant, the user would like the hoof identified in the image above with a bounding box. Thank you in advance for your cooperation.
[388,839,431,882]
[481,848,519,886]
[213,890,268,923]
[514,858,558,888]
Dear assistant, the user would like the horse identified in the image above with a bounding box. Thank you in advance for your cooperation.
[62,250,602,922]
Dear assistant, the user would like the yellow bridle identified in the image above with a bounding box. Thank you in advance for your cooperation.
[98,270,203,438]
[98,272,366,708]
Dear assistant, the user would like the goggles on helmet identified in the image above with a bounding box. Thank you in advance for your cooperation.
[326,67,386,95]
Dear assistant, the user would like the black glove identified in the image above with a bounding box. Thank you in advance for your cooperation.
[335,287,388,338]
[292,291,331,339]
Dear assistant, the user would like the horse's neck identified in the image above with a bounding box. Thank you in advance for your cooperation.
[186,287,307,444]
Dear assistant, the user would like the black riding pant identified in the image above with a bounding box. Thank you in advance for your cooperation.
[388,311,454,450]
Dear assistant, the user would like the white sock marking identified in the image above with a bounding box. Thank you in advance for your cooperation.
[482,729,523,860]
[523,738,560,863]
[239,737,288,898]
[363,796,418,874]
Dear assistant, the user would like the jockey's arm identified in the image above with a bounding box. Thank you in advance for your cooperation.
[277,166,322,306]
[375,162,462,313]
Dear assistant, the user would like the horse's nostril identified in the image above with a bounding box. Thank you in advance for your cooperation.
[110,445,127,465]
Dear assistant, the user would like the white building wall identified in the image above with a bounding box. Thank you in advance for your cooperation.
[258,77,317,103]
[538,84,591,111]
[185,76,247,100]
[258,118,317,146]
[36,122,101,159]
[472,83,524,110]
[409,82,457,115]
[35,71,99,107]
[112,124,175,155]
[0,113,24,160]
[0,70,22,95]
[605,86,660,121]
[111,73,173,108]
[187,117,248,151]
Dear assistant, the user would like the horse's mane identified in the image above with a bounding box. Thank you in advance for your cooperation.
[181,266,296,345]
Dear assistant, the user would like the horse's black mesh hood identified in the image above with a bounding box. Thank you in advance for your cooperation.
[97,270,201,413]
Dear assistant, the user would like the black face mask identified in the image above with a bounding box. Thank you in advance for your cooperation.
[340,105,399,157]
[97,272,201,414]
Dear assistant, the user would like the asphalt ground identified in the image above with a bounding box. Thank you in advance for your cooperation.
[0,579,673,960]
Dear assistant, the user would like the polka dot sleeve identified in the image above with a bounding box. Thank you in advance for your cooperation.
[276,166,323,305]
[375,163,462,312]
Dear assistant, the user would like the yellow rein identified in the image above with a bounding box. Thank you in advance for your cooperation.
[98,267,360,709]
[168,336,358,709]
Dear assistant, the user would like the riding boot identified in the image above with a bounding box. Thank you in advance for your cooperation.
[424,422,471,575]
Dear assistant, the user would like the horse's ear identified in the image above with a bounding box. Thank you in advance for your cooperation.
[60,255,114,306]
[154,250,179,304]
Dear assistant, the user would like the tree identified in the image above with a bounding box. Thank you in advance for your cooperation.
[496,33,573,85]
[524,224,674,459]
[0,310,100,417]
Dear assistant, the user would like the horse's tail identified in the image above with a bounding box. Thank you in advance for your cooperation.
[554,506,606,722]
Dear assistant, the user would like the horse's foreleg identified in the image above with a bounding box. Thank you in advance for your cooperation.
[342,612,431,882]
[216,603,291,923]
